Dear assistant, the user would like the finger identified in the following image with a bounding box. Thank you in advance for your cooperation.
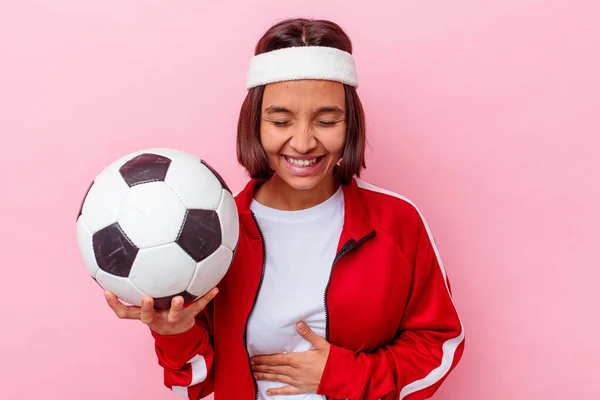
[251,364,296,377]
[140,296,155,325]
[104,290,141,320]
[189,287,219,315]
[251,353,293,367]
[167,296,184,324]
[266,385,303,396]
[253,372,295,385]
[296,321,326,348]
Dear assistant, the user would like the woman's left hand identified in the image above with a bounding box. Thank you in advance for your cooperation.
[251,321,331,395]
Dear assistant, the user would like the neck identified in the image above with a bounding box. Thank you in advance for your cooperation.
[254,174,338,211]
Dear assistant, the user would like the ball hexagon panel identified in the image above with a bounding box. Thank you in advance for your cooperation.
[92,223,139,277]
[176,209,222,263]
[81,169,130,233]
[201,159,231,193]
[95,270,145,307]
[119,153,171,187]
[165,158,223,210]
[216,189,239,252]
[144,148,199,161]
[129,243,197,298]
[187,245,233,298]
[76,216,100,278]
[153,291,198,311]
[118,181,187,249]
[104,150,144,173]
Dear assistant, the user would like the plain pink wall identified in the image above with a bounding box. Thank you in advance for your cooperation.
[1,0,598,399]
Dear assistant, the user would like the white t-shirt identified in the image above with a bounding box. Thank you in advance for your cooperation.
[247,187,345,400]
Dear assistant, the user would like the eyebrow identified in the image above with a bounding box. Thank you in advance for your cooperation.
[263,105,345,114]
[263,106,291,114]
[317,106,345,113]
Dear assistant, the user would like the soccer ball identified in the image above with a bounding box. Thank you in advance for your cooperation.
[76,148,239,310]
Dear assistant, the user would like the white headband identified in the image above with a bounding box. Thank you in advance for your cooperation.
[245,46,358,89]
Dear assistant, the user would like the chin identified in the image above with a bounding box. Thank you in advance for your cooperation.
[279,175,323,191]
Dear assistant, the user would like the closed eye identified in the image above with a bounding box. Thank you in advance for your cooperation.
[317,121,339,126]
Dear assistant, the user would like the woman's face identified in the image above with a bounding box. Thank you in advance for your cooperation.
[260,79,347,191]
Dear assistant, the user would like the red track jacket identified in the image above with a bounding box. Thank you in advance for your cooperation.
[151,178,465,400]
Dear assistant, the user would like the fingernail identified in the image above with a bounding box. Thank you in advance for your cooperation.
[298,321,306,330]
[212,288,219,296]
[250,359,255,365]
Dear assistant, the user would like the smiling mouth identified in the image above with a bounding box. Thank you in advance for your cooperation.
[283,155,325,167]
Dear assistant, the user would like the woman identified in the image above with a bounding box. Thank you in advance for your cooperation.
[105,18,465,400]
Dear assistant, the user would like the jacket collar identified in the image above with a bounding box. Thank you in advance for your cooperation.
[234,178,374,242]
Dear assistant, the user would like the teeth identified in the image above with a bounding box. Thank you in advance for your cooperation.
[285,156,318,167]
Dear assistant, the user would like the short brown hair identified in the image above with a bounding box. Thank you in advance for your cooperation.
[236,18,367,186]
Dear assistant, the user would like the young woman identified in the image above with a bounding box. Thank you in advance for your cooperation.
[105,18,465,400]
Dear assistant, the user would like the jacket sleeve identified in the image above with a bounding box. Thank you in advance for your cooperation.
[317,209,465,400]
[151,307,215,400]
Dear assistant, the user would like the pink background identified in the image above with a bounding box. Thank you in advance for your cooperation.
[1,0,598,399]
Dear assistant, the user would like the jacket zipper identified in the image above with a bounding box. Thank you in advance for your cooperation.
[324,231,376,341]
[322,230,375,400]
[242,212,267,400]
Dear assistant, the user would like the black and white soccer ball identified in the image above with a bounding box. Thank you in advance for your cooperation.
[76,148,239,310]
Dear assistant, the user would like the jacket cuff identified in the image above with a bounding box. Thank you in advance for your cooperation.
[317,344,364,399]
[151,324,207,368]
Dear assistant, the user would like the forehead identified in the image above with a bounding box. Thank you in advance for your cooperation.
[262,80,345,109]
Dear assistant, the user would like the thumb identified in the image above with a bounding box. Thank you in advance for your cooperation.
[297,321,326,347]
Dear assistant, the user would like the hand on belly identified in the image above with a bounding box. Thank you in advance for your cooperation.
[251,321,331,396]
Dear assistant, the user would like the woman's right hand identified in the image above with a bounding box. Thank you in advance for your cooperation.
[104,288,218,336]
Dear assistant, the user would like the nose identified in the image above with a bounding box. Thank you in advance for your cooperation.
[289,122,317,154]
